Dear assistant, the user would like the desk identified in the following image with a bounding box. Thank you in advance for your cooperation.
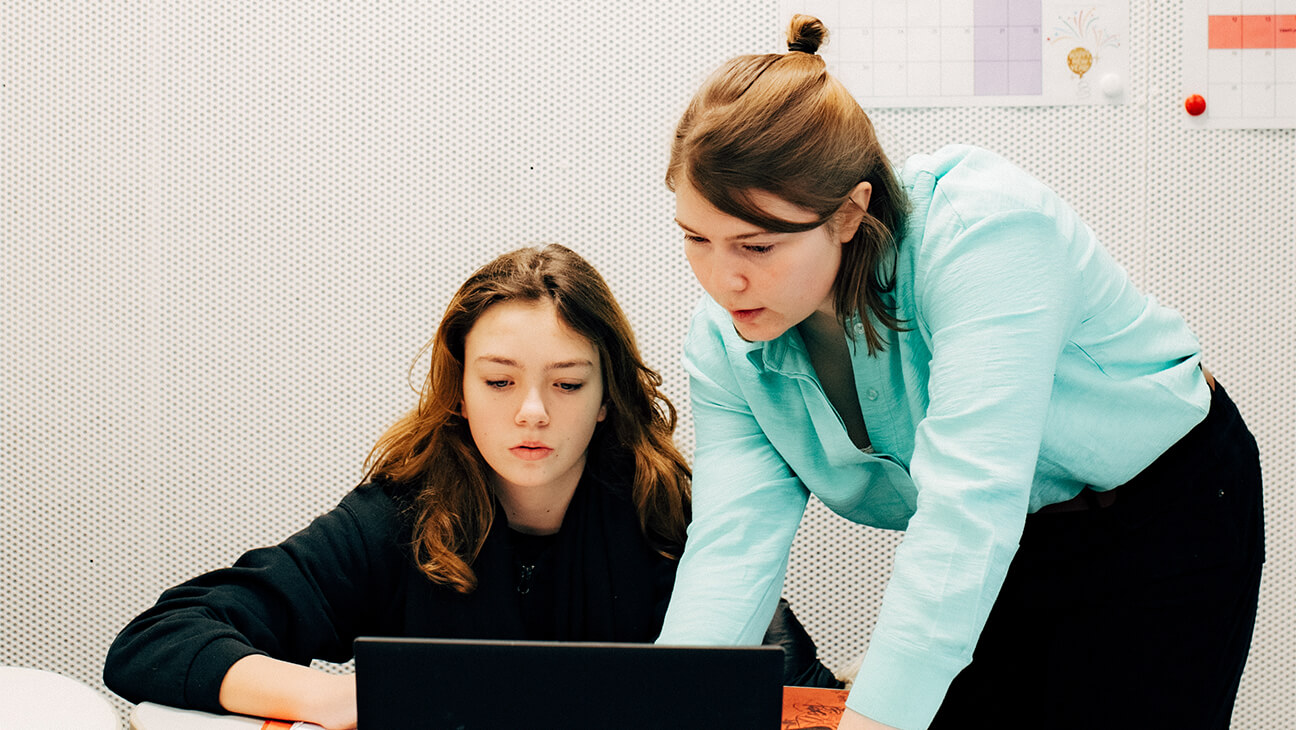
[128,688,849,729]
[0,666,119,729]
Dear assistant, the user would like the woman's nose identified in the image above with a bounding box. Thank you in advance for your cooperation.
[721,263,748,292]
[687,246,747,297]
[515,387,549,426]
[709,251,747,293]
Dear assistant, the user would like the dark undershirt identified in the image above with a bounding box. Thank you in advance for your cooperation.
[798,315,872,451]
[508,527,559,638]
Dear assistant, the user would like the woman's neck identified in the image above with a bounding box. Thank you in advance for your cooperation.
[798,309,842,342]
[491,473,581,536]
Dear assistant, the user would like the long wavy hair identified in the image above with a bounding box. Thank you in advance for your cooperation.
[666,14,911,354]
[363,244,691,593]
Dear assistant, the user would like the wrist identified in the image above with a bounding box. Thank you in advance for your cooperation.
[300,672,356,730]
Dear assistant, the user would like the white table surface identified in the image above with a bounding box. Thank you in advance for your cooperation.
[130,702,323,730]
[0,666,119,730]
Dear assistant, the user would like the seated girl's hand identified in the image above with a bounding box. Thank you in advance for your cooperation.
[305,672,356,730]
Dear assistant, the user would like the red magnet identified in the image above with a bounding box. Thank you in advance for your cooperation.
[1185,94,1207,116]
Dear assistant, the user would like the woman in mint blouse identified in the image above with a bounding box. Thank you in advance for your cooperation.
[657,15,1264,730]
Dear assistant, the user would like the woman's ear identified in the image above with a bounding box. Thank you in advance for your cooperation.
[836,181,873,243]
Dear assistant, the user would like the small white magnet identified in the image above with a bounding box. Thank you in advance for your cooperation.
[1100,73,1123,98]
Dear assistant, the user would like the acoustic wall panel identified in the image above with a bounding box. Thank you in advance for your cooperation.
[4,2,1292,727]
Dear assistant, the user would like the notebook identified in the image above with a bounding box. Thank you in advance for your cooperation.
[353,636,785,729]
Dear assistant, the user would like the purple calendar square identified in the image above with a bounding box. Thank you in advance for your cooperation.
[1007,60,1043,95]
[975,61,1009,95]
[1007,0,1042,27]
[975,0,1009,27]
[976,25,1009,61]
[1008,25,1041,60]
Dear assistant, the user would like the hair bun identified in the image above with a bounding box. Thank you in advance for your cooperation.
[786,14,827,54]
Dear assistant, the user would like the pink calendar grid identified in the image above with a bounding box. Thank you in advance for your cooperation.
[1205,14,1296,119]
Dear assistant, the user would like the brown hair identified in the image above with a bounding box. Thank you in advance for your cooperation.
[363,245,691,592]
[666,14,910,354]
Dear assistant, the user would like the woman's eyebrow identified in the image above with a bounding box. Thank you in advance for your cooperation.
[545,360,595,371]
[473,355,593,371]
[675,219,772,239]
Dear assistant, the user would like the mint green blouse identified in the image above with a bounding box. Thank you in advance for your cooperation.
[657,145,1211,730]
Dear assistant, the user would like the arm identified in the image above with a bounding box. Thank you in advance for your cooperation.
[848,206,1082,729]
[104,485,401,715]
[219,655,356,730]
[657,313,809,646]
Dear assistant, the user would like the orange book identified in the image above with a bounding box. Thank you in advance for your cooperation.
[781,685,850,729]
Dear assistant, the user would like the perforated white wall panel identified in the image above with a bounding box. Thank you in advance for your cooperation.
[4,2,1292,727]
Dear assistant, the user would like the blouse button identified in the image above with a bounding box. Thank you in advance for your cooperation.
[853,321,866,335]
[865,388,879,400]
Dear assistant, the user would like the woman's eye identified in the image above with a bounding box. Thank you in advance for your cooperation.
[485,379,510,389]
[556,382,584,392]
[744,244,774,254]
[683,233,707,244]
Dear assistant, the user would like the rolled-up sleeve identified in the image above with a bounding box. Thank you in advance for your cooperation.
[103,486,401,711]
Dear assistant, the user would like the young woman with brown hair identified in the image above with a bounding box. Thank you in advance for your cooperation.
[104,245,836,729]
[656,15,1264,730]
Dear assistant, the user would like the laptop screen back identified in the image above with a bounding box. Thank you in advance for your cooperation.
[354,637,784,730]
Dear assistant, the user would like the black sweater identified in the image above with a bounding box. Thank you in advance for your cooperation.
[103,473,677,712]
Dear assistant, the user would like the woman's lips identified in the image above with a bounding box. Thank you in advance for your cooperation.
[730,307,764,324]
[510,445,553,461]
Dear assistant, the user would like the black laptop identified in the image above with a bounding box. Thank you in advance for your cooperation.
[354,637,785,729]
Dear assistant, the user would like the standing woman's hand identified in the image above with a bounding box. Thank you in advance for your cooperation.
[836,709,900,730]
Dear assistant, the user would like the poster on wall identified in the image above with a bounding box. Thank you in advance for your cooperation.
[1182,0,1296,128]
[778,0,1131,107]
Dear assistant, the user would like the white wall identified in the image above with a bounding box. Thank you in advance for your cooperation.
[3,2,1292,727]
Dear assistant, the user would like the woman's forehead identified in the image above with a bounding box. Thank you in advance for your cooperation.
[467,300,598,364]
